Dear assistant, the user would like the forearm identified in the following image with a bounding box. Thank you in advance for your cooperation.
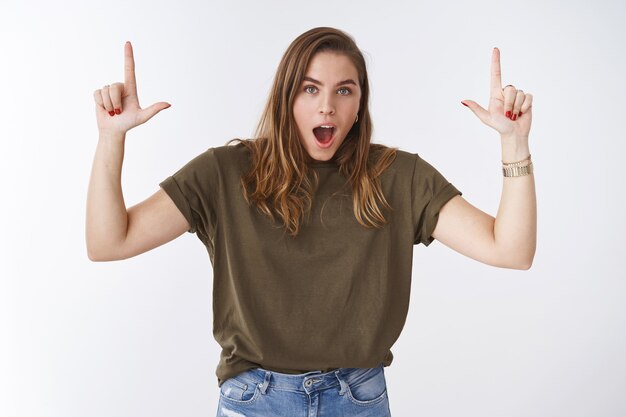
[85,132,129,260]
[493,136,537,269]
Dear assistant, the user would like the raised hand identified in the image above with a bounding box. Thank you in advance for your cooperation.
[461,47,533,139]
[93,41,171,135]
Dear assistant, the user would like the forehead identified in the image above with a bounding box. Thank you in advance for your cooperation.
[304,51,359,80]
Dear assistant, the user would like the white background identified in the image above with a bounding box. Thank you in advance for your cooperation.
[1,0,625,416]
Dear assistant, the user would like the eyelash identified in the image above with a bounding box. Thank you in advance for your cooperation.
[304,85,351,95]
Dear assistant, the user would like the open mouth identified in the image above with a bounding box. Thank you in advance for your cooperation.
[313,126,336,147]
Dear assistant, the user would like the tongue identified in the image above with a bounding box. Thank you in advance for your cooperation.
[313,127,334,143]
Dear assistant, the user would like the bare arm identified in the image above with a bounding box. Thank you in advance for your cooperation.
[85,132,189,261]
[432,141,536,270]
[431,47,536,269]
[86,41,179,261]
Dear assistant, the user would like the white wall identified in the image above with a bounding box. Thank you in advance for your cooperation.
[1,0,625,416]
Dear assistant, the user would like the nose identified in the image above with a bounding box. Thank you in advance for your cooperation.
[318,92,335,115]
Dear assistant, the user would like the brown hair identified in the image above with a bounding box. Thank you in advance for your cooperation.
[228,27,397,237]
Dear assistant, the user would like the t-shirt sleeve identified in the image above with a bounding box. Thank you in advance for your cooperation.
[158,148,217,236]
[412,153,462,246]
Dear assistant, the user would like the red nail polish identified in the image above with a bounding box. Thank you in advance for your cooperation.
[115,108,121,115]
[505,111,511,118]
[519,111,523,116]
[512,114,517,121]
[461,101,468,107]
[108,110,115,116]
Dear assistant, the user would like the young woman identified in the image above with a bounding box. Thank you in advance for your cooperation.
[87,27,536,417]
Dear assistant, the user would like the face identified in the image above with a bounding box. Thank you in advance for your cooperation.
[292,51,361,162]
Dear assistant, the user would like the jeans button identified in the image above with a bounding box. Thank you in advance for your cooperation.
[305,380,312,387]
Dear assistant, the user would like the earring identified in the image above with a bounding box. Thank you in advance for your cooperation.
[355,114,359,124]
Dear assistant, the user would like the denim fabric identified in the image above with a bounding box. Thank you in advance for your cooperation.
[216,363,392,416]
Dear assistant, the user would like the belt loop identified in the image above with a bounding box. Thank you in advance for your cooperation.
[259,371,271,395]
[334,370,348,396]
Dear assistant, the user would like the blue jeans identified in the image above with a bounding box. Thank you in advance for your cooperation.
[216,363,392,416]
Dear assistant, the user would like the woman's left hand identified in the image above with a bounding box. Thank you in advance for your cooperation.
[461,47,533,139]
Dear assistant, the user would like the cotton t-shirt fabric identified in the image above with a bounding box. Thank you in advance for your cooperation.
[159,142,462,387]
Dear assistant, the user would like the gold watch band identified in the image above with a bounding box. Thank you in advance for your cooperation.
[503,162,534,177]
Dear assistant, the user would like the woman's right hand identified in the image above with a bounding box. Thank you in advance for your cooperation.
[93,41,171,136]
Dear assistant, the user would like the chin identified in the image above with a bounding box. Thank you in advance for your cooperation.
[307,143,339,161]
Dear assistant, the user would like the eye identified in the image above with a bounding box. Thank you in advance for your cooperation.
[304,85,318,94]
[337,87,351,96]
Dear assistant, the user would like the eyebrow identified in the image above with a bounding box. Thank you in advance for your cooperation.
[302,76,358,87]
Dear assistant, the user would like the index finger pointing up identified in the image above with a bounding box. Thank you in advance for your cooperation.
[490,47,502,97]
[124,41,138,96]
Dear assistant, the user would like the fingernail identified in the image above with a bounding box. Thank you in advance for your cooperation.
[519,111,523,116]
[512,114,517,121]
[108,110,115,116]
[115,108,121,115]
[461,101,468,107]
[505,110,511,118]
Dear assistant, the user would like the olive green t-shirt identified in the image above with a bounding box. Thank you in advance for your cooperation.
[159,142,462,387]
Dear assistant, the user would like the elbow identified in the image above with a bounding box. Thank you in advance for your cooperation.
[86,243,117,262]
[86,242,99,261]
[513,253,535,270]
[87,248,107,262]
[496,249,535,270]
[86,233,125,262]
[520,247,537,270]
[88,254,106,262]
[86,239,103,261]
[516,260,533,270]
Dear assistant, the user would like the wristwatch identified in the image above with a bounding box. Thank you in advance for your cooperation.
[503,162,534,177]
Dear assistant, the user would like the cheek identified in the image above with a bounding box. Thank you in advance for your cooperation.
[292,99,303,119]
[339,104,359,125]
[292,99,312,132]
[342,95,361,114]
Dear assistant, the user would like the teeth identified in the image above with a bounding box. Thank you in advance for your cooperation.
[320,125,333,128]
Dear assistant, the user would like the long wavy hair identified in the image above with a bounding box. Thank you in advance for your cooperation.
[227,27,397,237]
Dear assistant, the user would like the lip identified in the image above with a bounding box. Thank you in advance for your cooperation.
[313,122,337,129]
[312,124,337,149]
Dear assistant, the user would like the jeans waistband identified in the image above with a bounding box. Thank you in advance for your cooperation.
[234,363,385,395]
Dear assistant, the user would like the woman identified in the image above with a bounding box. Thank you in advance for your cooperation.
[87,27,536,417]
